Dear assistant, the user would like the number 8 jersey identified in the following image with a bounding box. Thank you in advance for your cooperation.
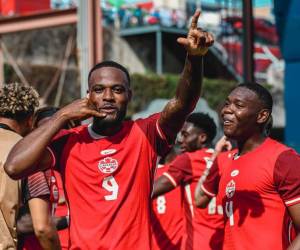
[163,148,224,250]
[48,113,171,250]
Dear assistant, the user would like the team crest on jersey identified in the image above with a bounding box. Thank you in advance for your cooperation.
[225,180,236,198]
[98,157,119,174]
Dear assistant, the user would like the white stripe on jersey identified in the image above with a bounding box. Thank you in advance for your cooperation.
[163,172,177,187]
[285,196,300,206]
[184,184,194,218]
[47,146,56,168]
[156,121,167,141]
[200,184,216,197]
[151,157,162,198]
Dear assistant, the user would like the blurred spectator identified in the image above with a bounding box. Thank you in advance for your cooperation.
[159,8,173,27]
[133,6,143,26]
[171,9,179,27]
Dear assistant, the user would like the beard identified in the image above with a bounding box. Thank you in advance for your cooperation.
[93,108,127,132]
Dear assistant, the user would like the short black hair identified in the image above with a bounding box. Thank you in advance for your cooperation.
[237,82,273,112]
[186,112,217,143]
[88,61,130,86]
[264,115,273,136]
[33,106,59,127]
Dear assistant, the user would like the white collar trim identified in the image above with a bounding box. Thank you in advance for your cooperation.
[87,124,107,140]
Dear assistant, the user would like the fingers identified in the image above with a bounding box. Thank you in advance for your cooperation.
[178,31,213,49]
[177,37,190,47]
[193,29,214,48]
[86,97,97,110]
[190,9,201,30]
[85,98,106,118]
[222,136,232,151]
[206,32,214,46]
[89,110,107,119]
[225,142,232,151]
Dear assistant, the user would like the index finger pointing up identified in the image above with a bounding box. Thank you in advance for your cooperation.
[190,9,201,29]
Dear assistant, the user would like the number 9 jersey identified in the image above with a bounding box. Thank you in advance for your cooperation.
[48,113,171,250]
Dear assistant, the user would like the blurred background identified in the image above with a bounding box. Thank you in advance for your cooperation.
[0,0,299,150]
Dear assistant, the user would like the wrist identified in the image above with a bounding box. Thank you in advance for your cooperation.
[187,54,204,60]
[187,47,209,57]
[51,110,70,128]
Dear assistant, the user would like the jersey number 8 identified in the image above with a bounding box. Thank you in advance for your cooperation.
[156,195,167,214]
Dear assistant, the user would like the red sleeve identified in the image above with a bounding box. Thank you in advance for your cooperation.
[23,171,50,202]
[163,153,192,187]
[48,129,72,172]
[136,113,172,157]
[274,150,300,207]
[201,157,221,197]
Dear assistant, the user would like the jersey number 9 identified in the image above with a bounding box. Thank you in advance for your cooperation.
[102,176,119,201]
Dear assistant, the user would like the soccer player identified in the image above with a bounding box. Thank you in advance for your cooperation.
[33,107,71,250]
[0,83,60,249]
[152,113,224,250]
[18,107,70,250]
[4,10,214,249]
[196,83,300,249]
[151,149,185,250]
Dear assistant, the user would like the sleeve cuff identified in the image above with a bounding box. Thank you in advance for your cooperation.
[200,184,216,197]
[285,196,300,206]
[163,172,178,188]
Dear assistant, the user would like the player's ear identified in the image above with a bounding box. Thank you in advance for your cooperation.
[257,109,270,125]
[86,92,90,99]
[198,133,207,145]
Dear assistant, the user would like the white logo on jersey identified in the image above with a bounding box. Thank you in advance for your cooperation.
[225,180,236,198]
[98,157,119,173]
[100,149,117,156]
[230,169,239,177]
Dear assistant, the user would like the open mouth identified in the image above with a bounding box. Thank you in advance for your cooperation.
[224,120,233,126]
[223,116,235,127]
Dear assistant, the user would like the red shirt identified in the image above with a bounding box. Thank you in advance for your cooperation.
[164,148,224,250]
[202,138,300,250]
[53,170,69,250]
[151,164,184,250]
[49,114,170,250]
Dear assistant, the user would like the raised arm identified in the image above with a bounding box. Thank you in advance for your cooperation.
[159,10,214,142]
[4,98,105,179]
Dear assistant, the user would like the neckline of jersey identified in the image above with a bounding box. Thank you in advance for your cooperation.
[232,137,271,161]
[87,124,108,140]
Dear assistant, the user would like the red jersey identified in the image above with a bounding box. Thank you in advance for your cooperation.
[151,164,184,250]
[164,148,224,250]
[49,113,170,250]
[202,138,300,250]
[53,170,69,250]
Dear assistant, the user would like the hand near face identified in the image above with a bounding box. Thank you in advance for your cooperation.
[215,135,232,153]
[177,9,214,56]
[59,98,107,121]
